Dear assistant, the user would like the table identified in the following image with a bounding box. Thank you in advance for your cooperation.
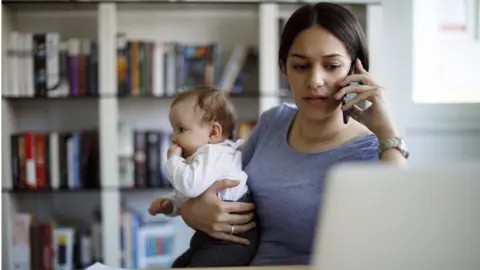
[174,266,310,270]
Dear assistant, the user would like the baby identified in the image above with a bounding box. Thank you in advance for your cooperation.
[148,87,258,267]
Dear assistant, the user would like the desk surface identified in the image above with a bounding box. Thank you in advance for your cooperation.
[181,266,310,270]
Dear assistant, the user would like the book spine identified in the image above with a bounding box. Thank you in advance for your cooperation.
[33,34,47,97]
[46,33,60,93]
[138,41,146,95]
[25,132,36,188]
[133,131,147,187]
[8,32,20,96]
[146,132,161,187]
[68,39,80,96]
[41,222,55,270]
[11,134,20,189]
[117,34,128,96]
[18,135,26,188]
[175,43,184,91]
[147,42,154,95]
[152,42,164,97]
[73,133,80,189]
[12,213,32,270]
[49,133,60,189]
[131,41,140,96]
[164,44,176,96]
[79,39,89,96]
[24,33,35,97]
[89,42,99,96]
[34,134,46,189]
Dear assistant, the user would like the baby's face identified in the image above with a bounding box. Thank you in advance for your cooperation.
[169,97,210,158]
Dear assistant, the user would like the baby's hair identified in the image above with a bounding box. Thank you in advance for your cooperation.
[171,87,237,139]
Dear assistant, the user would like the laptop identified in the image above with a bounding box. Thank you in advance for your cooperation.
[311,162,480,270]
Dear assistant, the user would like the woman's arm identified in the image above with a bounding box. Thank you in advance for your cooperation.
[179,180,256,245]
[336,59,408,167]
[380,148,407,164]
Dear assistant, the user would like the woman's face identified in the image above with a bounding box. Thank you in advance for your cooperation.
[284,26,352,121]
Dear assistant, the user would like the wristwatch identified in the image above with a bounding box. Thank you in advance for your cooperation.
[378,136,409,159]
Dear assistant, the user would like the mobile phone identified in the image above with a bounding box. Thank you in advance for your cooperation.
[341,64,358,124]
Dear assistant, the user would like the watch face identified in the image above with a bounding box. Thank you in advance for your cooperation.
[397,138,409,158]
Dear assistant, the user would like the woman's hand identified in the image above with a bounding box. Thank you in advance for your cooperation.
[179,179,256,245]
[334,58,397,141]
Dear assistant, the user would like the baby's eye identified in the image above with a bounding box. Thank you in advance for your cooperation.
[178,127,186,133]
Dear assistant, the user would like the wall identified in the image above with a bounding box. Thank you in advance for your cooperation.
[381,0,480,166]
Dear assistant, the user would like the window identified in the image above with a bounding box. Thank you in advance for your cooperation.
[412,0,480,104]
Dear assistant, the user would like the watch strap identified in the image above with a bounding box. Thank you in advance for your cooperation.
[378,136,409,159]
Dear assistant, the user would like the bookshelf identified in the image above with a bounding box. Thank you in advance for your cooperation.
[1,1,381,269]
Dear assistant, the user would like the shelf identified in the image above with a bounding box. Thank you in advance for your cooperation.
[2,0,383,6]
[2,92,283,100]
[1,0,265,15]
[3,0,265,4]
[2,95,103,100]
[117,92,264,99]
[120,186,173,192]
[2,186,173,193]
[2,1,99,11]
[2,187,102,193]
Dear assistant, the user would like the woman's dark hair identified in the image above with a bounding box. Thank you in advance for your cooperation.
[279,2,369,72]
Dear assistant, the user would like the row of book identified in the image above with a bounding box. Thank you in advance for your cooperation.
[4,31,99,98]
[118,128,173,189]
[4,31,257,98]
[10,209,176,269]
[9,121,256,191]
[120,210,176,269]
[11,212,103,270]
[116,34,259,98]
[10,131,100,191]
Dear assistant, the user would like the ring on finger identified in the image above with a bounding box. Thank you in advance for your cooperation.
[230,225,235,234]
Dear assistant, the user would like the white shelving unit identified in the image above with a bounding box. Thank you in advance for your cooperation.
[1,1,381,268]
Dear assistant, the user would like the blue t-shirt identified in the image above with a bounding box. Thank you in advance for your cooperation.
[242,103,379,266]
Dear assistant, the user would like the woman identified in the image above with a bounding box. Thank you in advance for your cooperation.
[151,2,408,266]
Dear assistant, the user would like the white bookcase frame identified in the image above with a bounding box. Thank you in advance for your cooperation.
[98,3,121,267]
[1,1,382,268]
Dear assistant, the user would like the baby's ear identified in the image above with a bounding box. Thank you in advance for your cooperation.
[208,122,223,142]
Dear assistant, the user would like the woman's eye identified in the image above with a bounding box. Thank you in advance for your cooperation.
[326,64,341,71]
[293,64,309,70]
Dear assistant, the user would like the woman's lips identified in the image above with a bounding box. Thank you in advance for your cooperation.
[303,95,328,105]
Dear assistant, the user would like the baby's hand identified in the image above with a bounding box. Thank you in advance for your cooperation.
[148,197,173,216]
[167,144,182,158]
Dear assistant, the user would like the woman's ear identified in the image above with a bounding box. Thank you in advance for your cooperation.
[208,122,223,143]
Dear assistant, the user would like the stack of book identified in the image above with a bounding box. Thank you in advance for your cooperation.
[116,34,258,97]
[10,130,100,191]
[4,31,98,98]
